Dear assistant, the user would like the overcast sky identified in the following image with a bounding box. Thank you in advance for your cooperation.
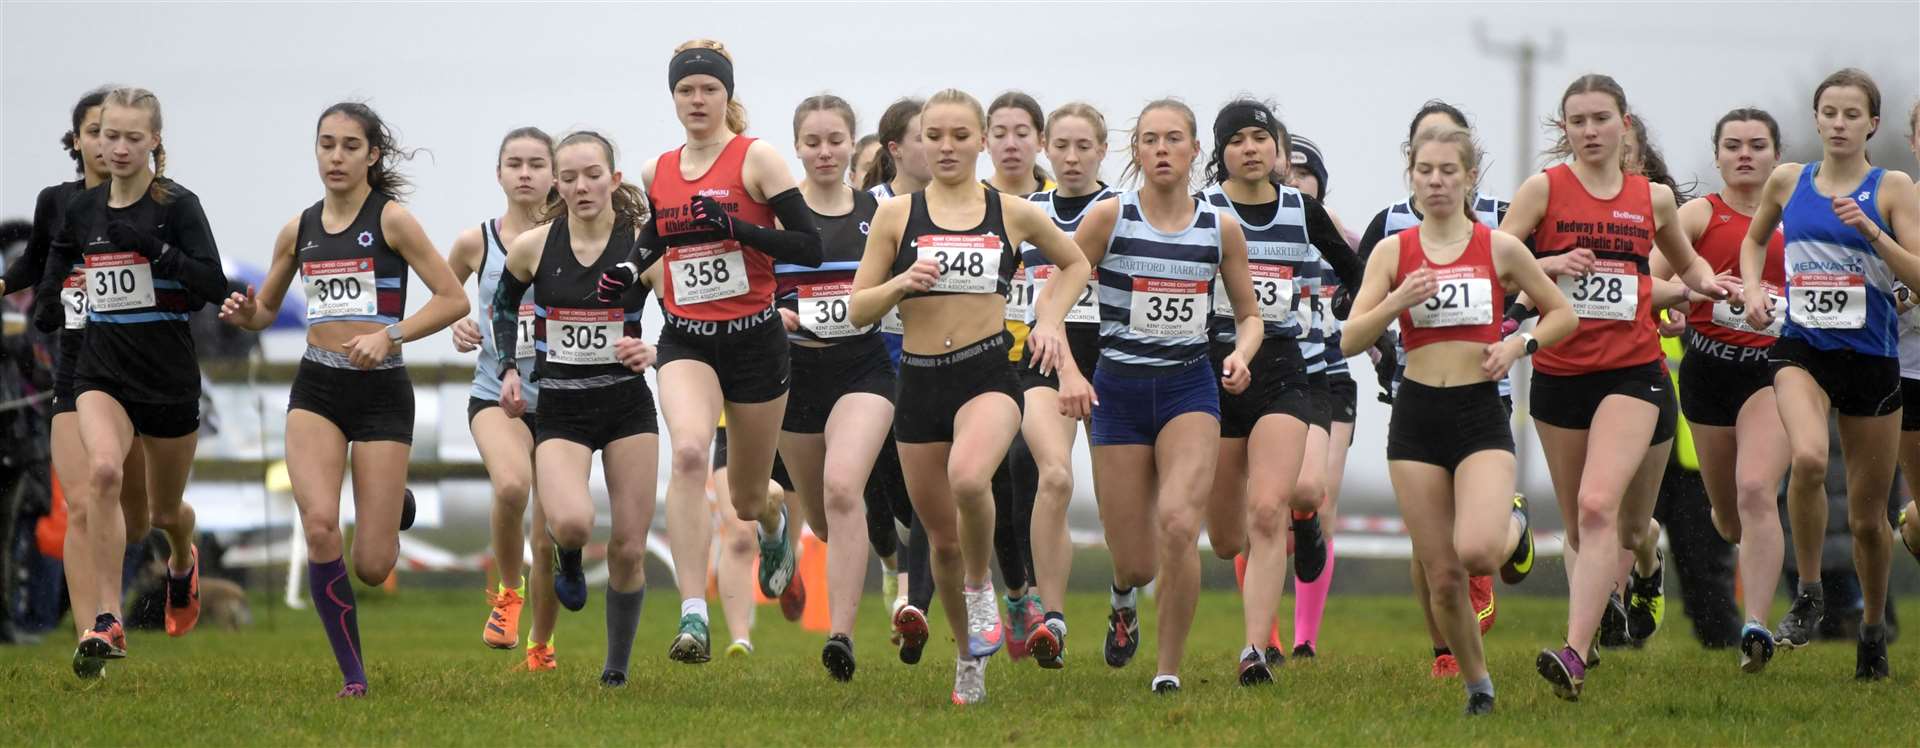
[5,2,1916,502]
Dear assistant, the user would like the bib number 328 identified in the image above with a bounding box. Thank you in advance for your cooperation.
[1556,259,1639,321]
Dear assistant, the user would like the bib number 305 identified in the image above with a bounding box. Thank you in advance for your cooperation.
[546,307,622,365]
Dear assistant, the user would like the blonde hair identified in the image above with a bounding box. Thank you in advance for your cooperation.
[1407,125,1482,219]
[1045,101,1110,145]
[674,39,747,134]
[103,87,173,204]
[925,88,988,131]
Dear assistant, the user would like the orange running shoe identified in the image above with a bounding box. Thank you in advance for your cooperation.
[484,586,525,650]
[72,614,126,679]
[164,545,201,637]
[1431,652,1460,678]
[779,569,807,623]
[1471,575,1496,634]
[520,641,557,672]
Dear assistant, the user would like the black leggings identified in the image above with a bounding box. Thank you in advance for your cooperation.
[864,432,934,611]
[992,433,1037,592]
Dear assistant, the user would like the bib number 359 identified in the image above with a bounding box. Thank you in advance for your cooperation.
[1788,272,1866,329]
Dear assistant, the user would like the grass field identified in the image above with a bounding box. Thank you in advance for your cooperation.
[3,587,1914,746]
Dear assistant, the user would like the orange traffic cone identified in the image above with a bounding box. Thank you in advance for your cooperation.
[798,530,830,633]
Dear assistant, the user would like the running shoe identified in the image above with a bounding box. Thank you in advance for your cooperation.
[756,506,796,598]
[1775,587,1824,649]
[1151,675,1181,694]
[1264,646,1288,669]
[1104,606,1140,668]
[1028,617,1065,669]
[726,640,753,658]
[483,585,524,649]
[668,614,711,664]
[1464,692,1496,716]
[1739,622,1775,674]
[1291,511,1329,583]
[552,546,587,612]
[1292,642,1317,661]
[778,569,807,623]
[1501,494,1535,585]
[399,488,417,532]
[1598,591,1630,648]
[164,545,201,637]
[880,571,900,615]
[1238,648,1273,686]
[1471,575,1497,634]
[822,635,856,682]
[951,656,987,705]
[964,585,1005,659]
[1899,504,1920,566]
[600,670,627,688]
[1585,644,1601,671]
[1430,653,1459,679]
[1535,645,1586,702]
[338,683,368,699]
[1855,635,1890,681]
[1627,552,1665,645]
[1005,595,1032,660]
[521,641,557,672]
[894,604,930,665]
[71,614,125,680]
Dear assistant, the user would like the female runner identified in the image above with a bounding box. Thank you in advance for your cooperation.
[1650,108,1788,672]
[1500,74,1734,700]
[849,88,1091,704]
[775,94,889,680]
[60,87,228,677]
[445,127,563,668]
[1342,124,1574,716]
[219,103,466,696]
[493,131,659,687]
[595,39,824,662]
[1016,101,1116,668]
[1740,69,1920,681]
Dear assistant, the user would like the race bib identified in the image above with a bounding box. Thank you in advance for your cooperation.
[880,306,904,335]
[84,252,155,313]
[1129,277,1208,337]
[1557,259,1639,321]
[668,240,750,305]
[1409,268,1494,329]
[1032,265,1099,324]
[61,271,87,330]
[1789,272,1866,330]
[514,304,536,359]
[1005,273,1033,322]
[546,307,621,365]
[798,280,867,339]
[1711,281,1784,337]
[918,234,1001,294]
[1317,284,1342,336]
[303,259,377,320]
[1212,263,1295,324]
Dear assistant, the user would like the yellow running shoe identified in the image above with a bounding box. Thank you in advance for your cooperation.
[484,585,525,650]
[1500,494,1535,585]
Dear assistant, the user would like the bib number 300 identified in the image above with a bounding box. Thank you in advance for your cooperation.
[303,259,377,320]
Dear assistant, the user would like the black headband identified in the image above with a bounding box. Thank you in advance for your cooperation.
[1212,102,1279,152]
[668,48,734,98]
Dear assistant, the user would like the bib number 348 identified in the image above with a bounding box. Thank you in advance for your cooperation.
[918,234,1001,294]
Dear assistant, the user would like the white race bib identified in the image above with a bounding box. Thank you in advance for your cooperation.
[61,271,88,330]
[84,252,155,313]
[1789,272,1867,330]
[668,240,750,305]
[1004,272,1033,322]
[1212,263,1295,324]
[798,281,867,339]
[1032,265,1099,324]
[1129,277,1208,337]
[1557,259,1639,321]
[545,307,621,365]
[1711,281,1784,337]
[1409,268,1494,329]
[880,306,904,335]
[303,259,378,320]
[918,234,1001,294]
[514,304,536,359]
[1317,284,1342,336]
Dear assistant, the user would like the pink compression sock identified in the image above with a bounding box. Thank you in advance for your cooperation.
[1292,537,1335,650]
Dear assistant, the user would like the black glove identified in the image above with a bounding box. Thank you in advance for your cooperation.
[1373,329,1399,405]
[106,221,166,261]
[1331,285,1353,321]
[688,194,734,238]
[32,291,64,334]
[595,261,638,303]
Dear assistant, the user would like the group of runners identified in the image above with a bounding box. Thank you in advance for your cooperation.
[9,39,1919,715]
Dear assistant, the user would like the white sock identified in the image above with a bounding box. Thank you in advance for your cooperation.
[681,598,708,621]
[1111,584,1138,610]
[1151,674,1181,691]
